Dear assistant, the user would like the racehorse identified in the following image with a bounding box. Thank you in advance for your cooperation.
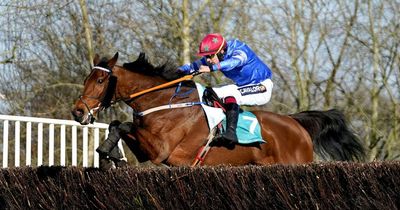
[72,52,365,167]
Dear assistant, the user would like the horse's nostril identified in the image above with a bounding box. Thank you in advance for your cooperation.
[77,109,84,116]
[72,109,84,118]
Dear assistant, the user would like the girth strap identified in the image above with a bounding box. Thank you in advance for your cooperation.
[136,102,203,116]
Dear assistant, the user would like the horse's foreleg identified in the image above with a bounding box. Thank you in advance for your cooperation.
[96,120,122,156]
[99,140,129,170]
[97,120,131,169]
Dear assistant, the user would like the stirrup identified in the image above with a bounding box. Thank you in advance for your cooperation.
[213,134,236,145]
[222,131,238,143]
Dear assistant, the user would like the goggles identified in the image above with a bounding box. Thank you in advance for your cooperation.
[205,54,216,59]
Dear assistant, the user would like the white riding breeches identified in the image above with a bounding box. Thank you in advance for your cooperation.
[212,79,273,106]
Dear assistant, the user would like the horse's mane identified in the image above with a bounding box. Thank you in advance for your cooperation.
[123,52,182,81]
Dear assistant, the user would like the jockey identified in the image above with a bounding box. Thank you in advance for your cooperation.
[177,33,273,144]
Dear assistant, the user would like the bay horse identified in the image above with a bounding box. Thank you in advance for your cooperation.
[71,52,365,167]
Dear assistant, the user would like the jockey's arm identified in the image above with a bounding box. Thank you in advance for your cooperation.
[177,58,208,74]
[210,50,247,72]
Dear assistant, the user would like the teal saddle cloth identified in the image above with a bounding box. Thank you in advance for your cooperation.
[221,111,265,144]
[195,82,266,144]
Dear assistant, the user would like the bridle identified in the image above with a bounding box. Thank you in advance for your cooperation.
[78,64,199,123]
[78,66,117,123]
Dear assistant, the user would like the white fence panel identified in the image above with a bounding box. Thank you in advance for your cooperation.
[2,120,8,167]
[0,114,120,168]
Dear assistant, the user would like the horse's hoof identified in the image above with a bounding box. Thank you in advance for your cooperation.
[99,158,116,170]
[115,160,129,168]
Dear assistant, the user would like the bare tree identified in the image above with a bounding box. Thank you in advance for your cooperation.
[322,1,359,109]
[1,0,399,161]
[257,1,329,111]
[78,0,94,67]
[336,1,400,160]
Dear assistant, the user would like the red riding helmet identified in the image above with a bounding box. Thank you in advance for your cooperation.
[197,33,227,56]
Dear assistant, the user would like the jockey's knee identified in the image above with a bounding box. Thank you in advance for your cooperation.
[224,96,237,104]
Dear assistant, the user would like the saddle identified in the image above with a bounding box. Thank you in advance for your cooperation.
[202,87,225,110]
[199,85,265,144]
[191,85,266,166]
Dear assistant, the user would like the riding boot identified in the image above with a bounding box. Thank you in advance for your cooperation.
[222,103,239,144]
[96,120,121,156]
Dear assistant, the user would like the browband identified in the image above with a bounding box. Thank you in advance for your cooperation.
[93,66,111,73]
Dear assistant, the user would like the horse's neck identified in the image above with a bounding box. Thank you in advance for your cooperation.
[115,67,165,100]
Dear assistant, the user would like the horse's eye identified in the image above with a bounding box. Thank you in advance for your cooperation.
[97,79,103,84]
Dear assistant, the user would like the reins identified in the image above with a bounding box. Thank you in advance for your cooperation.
[128,72,203,116]
[128,74,195,99]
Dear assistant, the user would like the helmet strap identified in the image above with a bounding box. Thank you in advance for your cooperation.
[215,37,225,55]
[216,45,227,61]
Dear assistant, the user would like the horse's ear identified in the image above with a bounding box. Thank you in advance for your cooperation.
[93,54,100,66]
[108,52,119,68]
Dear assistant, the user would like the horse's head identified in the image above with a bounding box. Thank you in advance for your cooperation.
[72,52,119,125]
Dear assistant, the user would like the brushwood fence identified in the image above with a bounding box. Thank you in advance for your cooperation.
[0,162,399,209]
[0,114,124,168]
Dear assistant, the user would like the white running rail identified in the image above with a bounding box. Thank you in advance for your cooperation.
[0,114,124,168]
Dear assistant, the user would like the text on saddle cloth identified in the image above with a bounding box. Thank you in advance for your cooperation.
[195,83,266,144]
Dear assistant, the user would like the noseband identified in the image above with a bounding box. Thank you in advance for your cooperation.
[79,66,117,122]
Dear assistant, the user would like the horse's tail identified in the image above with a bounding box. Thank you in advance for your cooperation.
[290,109,366,161]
